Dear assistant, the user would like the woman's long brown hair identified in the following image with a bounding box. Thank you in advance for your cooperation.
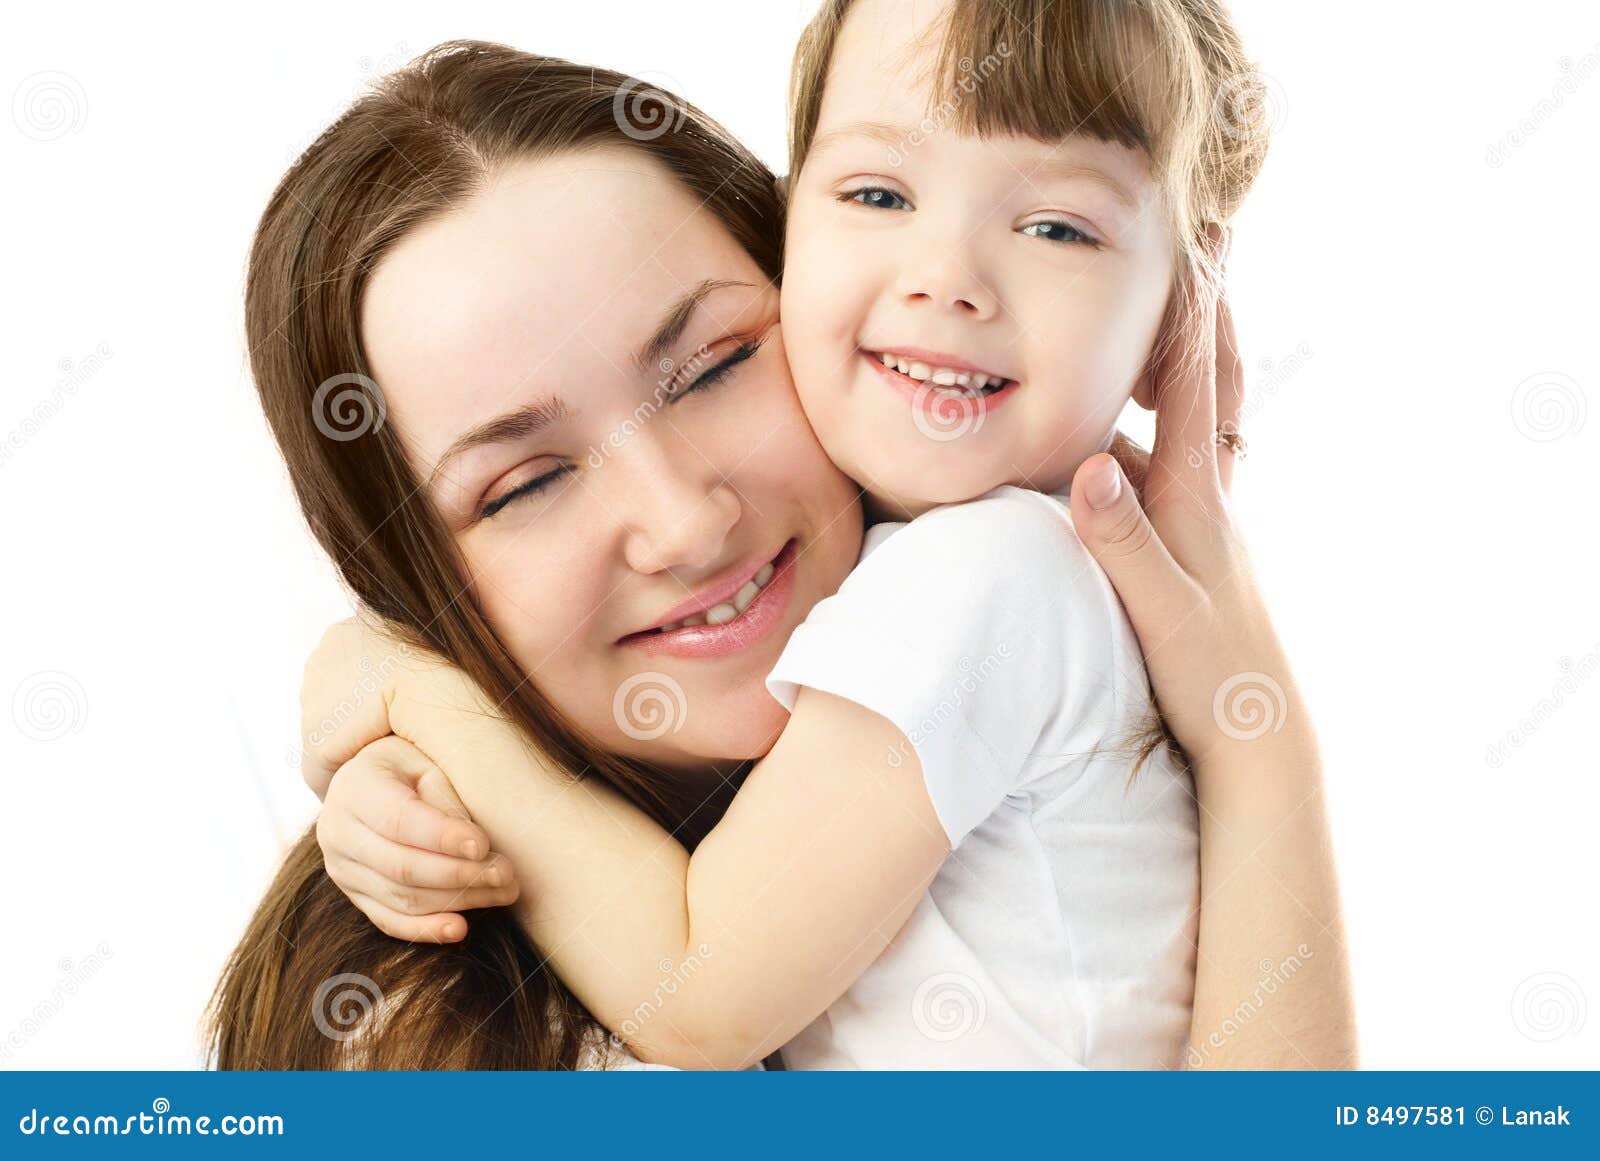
[206,40,786,1070]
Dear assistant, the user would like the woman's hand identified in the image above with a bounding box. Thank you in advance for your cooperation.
[1070,282,1359,1069]
[300,619,518,942]
[1072,291,1292,770]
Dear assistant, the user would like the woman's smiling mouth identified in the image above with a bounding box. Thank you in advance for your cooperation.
[618,540,798,659]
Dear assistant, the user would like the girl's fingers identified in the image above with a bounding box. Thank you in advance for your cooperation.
[340,815,516,893]
[340,737,492,859]
[332,854,520,917]
[412,760,500,864]
[1214,295,1245,495]
[344,890,470,944]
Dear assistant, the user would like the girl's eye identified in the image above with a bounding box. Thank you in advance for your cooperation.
[842,186,909,212]
[670,338,765,401]
[480,464,571,521]
[1020,219,1100,247]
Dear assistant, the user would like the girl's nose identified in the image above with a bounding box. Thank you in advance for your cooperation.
[898,253,998,321]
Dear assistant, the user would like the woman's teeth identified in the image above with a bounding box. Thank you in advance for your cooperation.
[875,351,1008,393]
[656,561,776,633]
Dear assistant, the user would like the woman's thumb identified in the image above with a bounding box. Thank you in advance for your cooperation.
[1070,453,1182,612]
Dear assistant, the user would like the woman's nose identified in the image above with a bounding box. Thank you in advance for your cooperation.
[608,433,742,576]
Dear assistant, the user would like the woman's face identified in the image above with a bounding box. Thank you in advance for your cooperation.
[362,148,864,775]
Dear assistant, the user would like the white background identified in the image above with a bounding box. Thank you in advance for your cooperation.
[2,1,1596,1069]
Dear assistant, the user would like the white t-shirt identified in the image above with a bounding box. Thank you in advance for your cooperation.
[766,485,1199,1069]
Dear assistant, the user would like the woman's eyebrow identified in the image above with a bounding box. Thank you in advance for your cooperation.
[428,396,573,486]
[634,278,752,374]
[426,279,755,487]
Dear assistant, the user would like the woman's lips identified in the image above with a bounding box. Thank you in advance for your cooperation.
[863,350,1019,417]
[618,540,798,660]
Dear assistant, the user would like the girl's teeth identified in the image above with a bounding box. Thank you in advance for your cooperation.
[704,602,737,625]
[873,352,1006,391]
[754,562,774,586]
[680,613,706,628]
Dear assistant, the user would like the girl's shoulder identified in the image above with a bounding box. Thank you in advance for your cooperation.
[862,484,1101,610]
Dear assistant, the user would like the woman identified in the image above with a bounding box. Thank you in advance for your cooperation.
[208,40,1354,1070]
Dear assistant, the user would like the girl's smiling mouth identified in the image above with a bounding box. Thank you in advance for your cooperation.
[861,347,1020,415]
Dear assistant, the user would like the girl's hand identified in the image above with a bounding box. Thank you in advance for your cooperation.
[300,619,517,942]
[318,735,520,942]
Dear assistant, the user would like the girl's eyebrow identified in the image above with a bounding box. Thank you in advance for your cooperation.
[807,120,910,157]
[1020,157,1140,211]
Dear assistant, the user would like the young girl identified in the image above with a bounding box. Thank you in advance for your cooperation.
[299,0,1268,1069]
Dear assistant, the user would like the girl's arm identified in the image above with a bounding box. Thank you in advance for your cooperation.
[308,638,948,1070]
[1069,290,1358,1068]
[306,475,1089,1071]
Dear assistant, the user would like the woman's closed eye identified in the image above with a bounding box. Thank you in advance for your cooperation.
[479,463,572,520]
[668,337,765,401]
[478,338,767,521]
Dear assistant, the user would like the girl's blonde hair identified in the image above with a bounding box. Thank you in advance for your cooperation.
[789,0,1269,283]
[790,0,1264,775]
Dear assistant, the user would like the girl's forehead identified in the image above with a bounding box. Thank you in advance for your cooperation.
[821,0,950,124]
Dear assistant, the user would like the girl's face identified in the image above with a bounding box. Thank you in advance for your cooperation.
[362,149,863,776]
[782,0,1177,517]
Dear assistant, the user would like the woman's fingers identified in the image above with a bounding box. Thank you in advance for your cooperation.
[1214,295,1245,495]
[1070,454,1198,645]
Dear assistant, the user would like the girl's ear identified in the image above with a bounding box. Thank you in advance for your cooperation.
[1131,357,1157,410]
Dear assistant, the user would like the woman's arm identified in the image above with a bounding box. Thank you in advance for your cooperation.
[1069,289,1358,1068]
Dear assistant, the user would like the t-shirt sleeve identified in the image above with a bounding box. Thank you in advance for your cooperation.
[766,487,1126,846]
